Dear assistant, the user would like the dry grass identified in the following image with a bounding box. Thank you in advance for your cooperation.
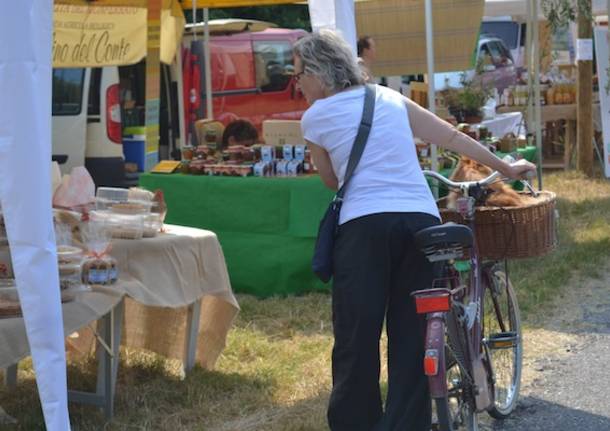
[1,171,610,430]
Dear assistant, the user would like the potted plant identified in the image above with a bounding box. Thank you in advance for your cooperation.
[441,73,492,124]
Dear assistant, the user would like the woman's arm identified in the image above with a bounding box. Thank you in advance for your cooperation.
[404,96,536,179]
[307,140,339,191]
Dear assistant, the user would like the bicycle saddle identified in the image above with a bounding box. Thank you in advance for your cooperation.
[414,223,473,252]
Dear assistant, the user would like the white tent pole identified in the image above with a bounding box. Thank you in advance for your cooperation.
[204,7,213,119]
[525,0,534,129]
[425,0,438,190]
[532,0,543,188]
[192,1,197,41]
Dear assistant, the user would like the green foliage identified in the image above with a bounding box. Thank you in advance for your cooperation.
[542,0,592,32]
[184,5,311,31]
[441,75,492,119]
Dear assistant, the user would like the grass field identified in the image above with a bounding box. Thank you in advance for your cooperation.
[2,171,610,430]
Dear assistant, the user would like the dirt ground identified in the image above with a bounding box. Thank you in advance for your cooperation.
[480,265,610,430]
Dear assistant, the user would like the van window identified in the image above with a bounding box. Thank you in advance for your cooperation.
[210,40,256,92]
[88,68,102,116]
[253,41,294,92]
[481,21,520,50]
[52,68,85,116]
[487,41,513,66]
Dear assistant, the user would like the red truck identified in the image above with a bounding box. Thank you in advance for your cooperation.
[183,22,309,135]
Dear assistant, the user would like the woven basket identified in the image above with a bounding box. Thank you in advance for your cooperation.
[439,191,557,260]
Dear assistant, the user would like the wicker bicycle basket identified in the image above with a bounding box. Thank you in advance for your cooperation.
[439,191,557,260]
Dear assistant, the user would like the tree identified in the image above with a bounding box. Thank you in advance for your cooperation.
[184,5,311,31]
[542,0,594,176]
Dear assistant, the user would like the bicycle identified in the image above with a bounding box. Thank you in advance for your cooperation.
[413,169,527,431]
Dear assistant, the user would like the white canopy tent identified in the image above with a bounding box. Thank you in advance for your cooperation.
[0,1,71,430]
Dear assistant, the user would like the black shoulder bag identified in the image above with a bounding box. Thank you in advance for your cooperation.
[312,84,376,283]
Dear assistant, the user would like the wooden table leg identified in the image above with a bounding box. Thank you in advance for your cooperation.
[183,298,202,374]
[565,120,576,169]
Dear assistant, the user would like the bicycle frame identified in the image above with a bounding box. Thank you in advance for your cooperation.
[459,195,492,412]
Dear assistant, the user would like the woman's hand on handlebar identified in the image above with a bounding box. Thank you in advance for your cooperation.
[502,159,537,181]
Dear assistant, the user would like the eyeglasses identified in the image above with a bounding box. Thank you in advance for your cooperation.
[294,71,305,82]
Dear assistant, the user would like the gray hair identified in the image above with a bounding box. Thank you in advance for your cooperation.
[293,30,365,92]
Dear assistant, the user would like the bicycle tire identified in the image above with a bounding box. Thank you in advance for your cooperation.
[483,268,523,419]
[433,311,478,431]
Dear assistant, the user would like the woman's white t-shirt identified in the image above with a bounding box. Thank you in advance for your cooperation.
[301,84,440,225]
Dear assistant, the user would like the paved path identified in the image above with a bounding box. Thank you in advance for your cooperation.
[480,275,610,431]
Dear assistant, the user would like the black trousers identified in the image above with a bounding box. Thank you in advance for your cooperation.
[327,212,440,431]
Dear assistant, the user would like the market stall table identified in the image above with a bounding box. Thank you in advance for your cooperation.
[497,104,602,168]
[68,225,240,372]
[1,287,125,419]
[110,224,239,371]
[140,174,334,297]
[472,111,525,138]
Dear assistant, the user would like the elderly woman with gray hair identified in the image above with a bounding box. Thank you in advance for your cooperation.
[293,31,535,431]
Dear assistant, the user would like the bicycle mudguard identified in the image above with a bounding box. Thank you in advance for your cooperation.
[424,315,447,398]
[472,354,492,411]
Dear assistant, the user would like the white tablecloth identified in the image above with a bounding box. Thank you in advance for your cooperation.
[76,224,239,370]
[0,287,123,369]
[477,111,525,138]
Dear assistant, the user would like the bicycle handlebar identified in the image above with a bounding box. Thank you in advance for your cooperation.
[422,169,502,191]
[423,169,539,198]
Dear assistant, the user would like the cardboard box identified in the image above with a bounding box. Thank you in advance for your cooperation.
[263,120,304,146]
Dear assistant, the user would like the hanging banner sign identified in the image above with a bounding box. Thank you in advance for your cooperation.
[53,4,184,67]
[593,27,610,178]
[576,38,593,62]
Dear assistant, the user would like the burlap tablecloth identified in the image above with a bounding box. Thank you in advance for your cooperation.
[79,224,239,370]
[0,287,124,369]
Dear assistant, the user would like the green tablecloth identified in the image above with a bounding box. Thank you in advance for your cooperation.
[140,146,537,297]
[140,174,334,297]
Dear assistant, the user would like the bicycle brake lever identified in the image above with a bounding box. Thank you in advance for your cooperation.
[521,180,539,197]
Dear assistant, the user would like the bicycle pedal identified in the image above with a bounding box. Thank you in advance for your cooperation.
[486,331,519,349]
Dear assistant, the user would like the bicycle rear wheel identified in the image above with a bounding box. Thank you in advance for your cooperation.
[483,268,522,419]
[433,311,478,431]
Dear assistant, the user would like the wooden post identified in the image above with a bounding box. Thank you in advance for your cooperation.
[577,4,594,176]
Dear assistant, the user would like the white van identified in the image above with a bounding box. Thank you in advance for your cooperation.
[52,67,125,187]
[52,63,180,188]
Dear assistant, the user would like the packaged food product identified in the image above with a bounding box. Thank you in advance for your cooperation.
[0,246,13,279]
[294,145,306,161]
[89,210,144,240]
[80,219,119,285]
[81,256,118,285]
[261,146,274,162]
[0,281,22,317]
[109,201,152,215]
[283,144,294,160]
[55,244,84,290]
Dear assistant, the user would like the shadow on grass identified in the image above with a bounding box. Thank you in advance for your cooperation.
[0,353,279,431]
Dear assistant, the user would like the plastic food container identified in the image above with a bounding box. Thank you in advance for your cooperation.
[56,245,84,290]
[90,210,144,240]
[143,213,163,238]
[97,187,129,202]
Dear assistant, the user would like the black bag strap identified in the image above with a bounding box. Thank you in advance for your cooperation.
[336,84,376,201]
